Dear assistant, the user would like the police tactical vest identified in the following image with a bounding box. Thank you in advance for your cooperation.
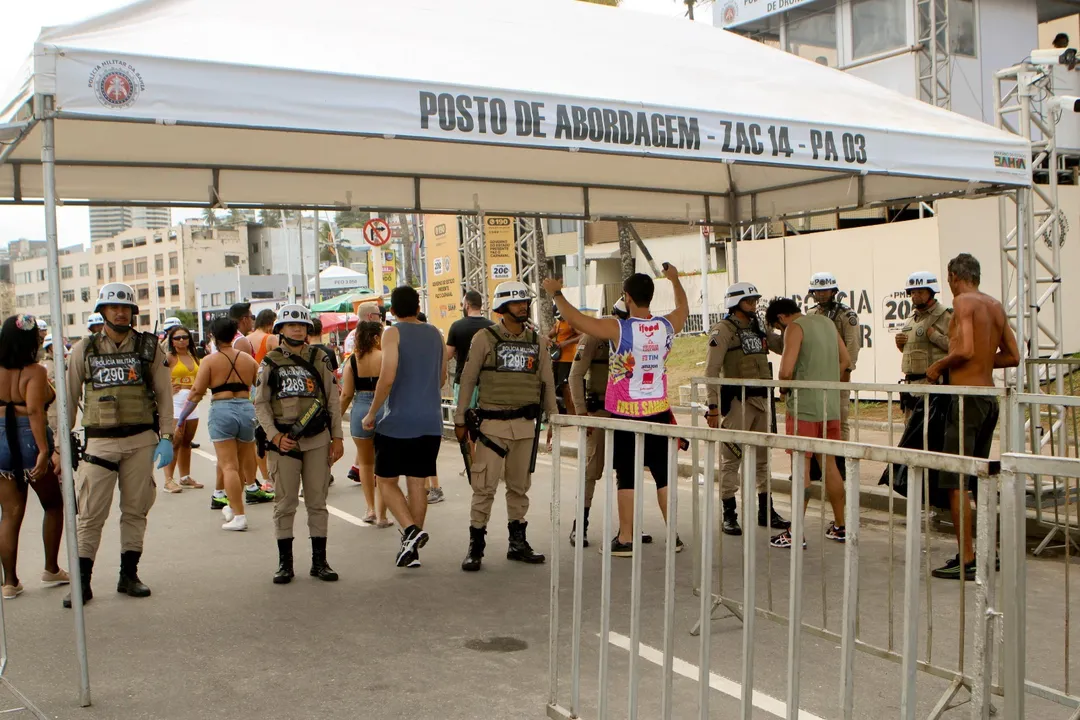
[82,332,157,435]
[266,347,329,437]
[814,301,855,337]
[720,317,771,380]
[587,340,610,396]
[901,304,949,375]
[478,326,541,408]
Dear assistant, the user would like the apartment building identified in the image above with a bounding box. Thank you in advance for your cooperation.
[91,223,249,328]
[89,206,171,242]
[11,245,96,341]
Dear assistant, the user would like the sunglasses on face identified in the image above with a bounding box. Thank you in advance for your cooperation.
[173,335,191,341]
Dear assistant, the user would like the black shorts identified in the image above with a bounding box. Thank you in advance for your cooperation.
[938,396,999,493]
[373,433,441,479]
[554,362,573,390]
[612,412,671,491]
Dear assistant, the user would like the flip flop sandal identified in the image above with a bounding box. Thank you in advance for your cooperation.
[361,513,377,524]
[375,519,395,529]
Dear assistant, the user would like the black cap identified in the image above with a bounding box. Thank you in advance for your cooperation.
[228,302,252,320]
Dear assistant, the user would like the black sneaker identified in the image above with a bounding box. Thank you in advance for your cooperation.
[396,526,429,567]
[605,537,634,558]
[674,534,685,553]
[931,555,976,581]
[825,523,847,543]
[347,466,360,482]
[209,494,228,510]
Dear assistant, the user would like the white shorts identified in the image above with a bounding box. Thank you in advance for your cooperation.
[173,389,199,422]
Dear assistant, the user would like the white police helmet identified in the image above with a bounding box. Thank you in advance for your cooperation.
[724,281,762,310]
[94,282,139,312]
[36,318,47,331]
[612,298,629,319]
[808,272,839,293]
[905,271,941,294]
[273,304,312,331]
[86,313,104,331]
[43,334,53,349]
[163,316,182,332]
[491,281,532,313]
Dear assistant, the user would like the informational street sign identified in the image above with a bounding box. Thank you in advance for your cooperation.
[363,218,392,247]
[719,0,817,29]
[484,216,517,284]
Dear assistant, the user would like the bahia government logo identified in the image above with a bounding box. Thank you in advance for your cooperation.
[88,60,144,110]
[722,1,738,25]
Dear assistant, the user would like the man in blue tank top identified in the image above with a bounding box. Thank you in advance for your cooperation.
[362,286,447,569]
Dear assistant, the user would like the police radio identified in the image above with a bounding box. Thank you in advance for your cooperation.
[288,398,325,439]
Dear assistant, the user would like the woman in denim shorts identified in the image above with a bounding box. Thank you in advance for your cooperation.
[0,314,67,598]
[175,318,259,531]
[340,321,389,526]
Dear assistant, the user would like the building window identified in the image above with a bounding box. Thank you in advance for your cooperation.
[171,283,180,297]
[250,243,259,255]
[79,263,89,277]
[202,294,209,307]
[158,284,165,298]
[95,245,103,255]
[949,0,976,57]
[211,293,222,306]
[107,242,115,252]
[786,3,838,66]
[138,286,150,301]
[169,253,178,271]
[225,291,236,304]
[96,266,104,282]
[62,289,75,303]
[65,313,75,326]
[546,219,577,235]
[81,311,91,323]
[122,238,134,249]
[139,314,150,326]
[108,264,116,281]
[36,269,46,282]
[81,287,91,302]
[61,266,73,279]
[155,255,164,273]
[37,292,49,305]
[123,261,135,278]
[851,0,906,59]
[136,259,148,275]
[224,254,241,268]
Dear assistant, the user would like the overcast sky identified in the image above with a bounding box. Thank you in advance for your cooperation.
[0,0,713,249]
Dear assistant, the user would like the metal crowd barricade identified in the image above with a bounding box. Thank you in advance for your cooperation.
[545,411,1022,720]
[1021,358,1080,555]
[0,566,49,718]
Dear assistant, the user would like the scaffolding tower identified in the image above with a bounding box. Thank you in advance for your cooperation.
[458,215,542,324]
[916,0,952,109]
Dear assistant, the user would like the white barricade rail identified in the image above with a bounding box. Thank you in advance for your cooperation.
[545,411,1017,720]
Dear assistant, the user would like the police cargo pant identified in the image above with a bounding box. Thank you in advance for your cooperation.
[470,426,533,529]
[719,397,770,501]
[583,409,611,508]
[77,438,157,560]
[270,441,330,540]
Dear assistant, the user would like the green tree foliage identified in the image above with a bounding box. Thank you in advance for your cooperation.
[258,209,282,227]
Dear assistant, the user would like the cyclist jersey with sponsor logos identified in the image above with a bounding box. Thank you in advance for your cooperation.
[605,315,674,418]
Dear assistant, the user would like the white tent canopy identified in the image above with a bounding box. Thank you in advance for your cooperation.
[0,0,1029,226]
[308,265,367,293]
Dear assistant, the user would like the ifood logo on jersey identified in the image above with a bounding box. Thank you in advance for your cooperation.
[89,60,144,110]
[638,322,660,337]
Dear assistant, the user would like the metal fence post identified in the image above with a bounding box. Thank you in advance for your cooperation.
[999,459,1026,719]
[786,451,807,720]
[840,457,861,720]
[970,471,999,720]
[741,445,758,720]
[548,427,563,710]
[900,467,925,720]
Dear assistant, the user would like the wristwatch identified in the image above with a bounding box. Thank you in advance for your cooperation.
[160,433,174,442]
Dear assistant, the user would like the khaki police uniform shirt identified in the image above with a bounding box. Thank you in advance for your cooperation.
[254,344,343,452]
[454,320,559,441]
[810,302,861,370]
[66,331,174,451]
[568,333,606,414]
[704,315,762,409]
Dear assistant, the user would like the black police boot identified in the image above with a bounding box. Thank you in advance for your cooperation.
[309,537,339,581]
[722,498,742,536]
[274,538,295,585]
[63,557,94,609]
[507,520,546,564]
[758,493,791,530]
[461,526,487,572]
[116,551,152,598]
[570,507,591,548]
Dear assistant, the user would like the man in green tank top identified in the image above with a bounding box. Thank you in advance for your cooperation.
[765,298,852,550]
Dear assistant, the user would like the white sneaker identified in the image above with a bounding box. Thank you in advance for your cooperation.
[222,506,235,523]
[222,515,248,532]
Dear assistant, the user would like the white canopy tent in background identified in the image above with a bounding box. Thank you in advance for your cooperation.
[0,0,1033,710]
[307,265,367,295]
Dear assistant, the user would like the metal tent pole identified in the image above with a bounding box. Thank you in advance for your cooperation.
[577,221,586,307]
[39,94,92,708]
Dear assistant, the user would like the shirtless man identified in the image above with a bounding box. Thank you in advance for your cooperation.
[926,253,1019,580]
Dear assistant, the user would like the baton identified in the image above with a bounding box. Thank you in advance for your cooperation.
[458,438,473,487]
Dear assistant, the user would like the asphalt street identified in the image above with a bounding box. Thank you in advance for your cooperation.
[0,411,1076,719]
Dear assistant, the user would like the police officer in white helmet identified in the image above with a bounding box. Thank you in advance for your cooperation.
[61,283,175,608]
[253,304,344,584]
[454,281,559,571]
[705,282,790,535]
[895,271,952,416]
[87,313,105,335]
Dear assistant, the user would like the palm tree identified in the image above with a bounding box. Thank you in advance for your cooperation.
[201,208,224,227]
[258,209,282,227]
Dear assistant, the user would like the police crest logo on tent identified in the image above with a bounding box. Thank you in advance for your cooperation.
[89,60,144,110]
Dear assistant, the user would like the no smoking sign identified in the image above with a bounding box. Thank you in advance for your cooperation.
[363,218,392,247]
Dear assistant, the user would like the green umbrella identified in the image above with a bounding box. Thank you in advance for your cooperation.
[311,290,375,313]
